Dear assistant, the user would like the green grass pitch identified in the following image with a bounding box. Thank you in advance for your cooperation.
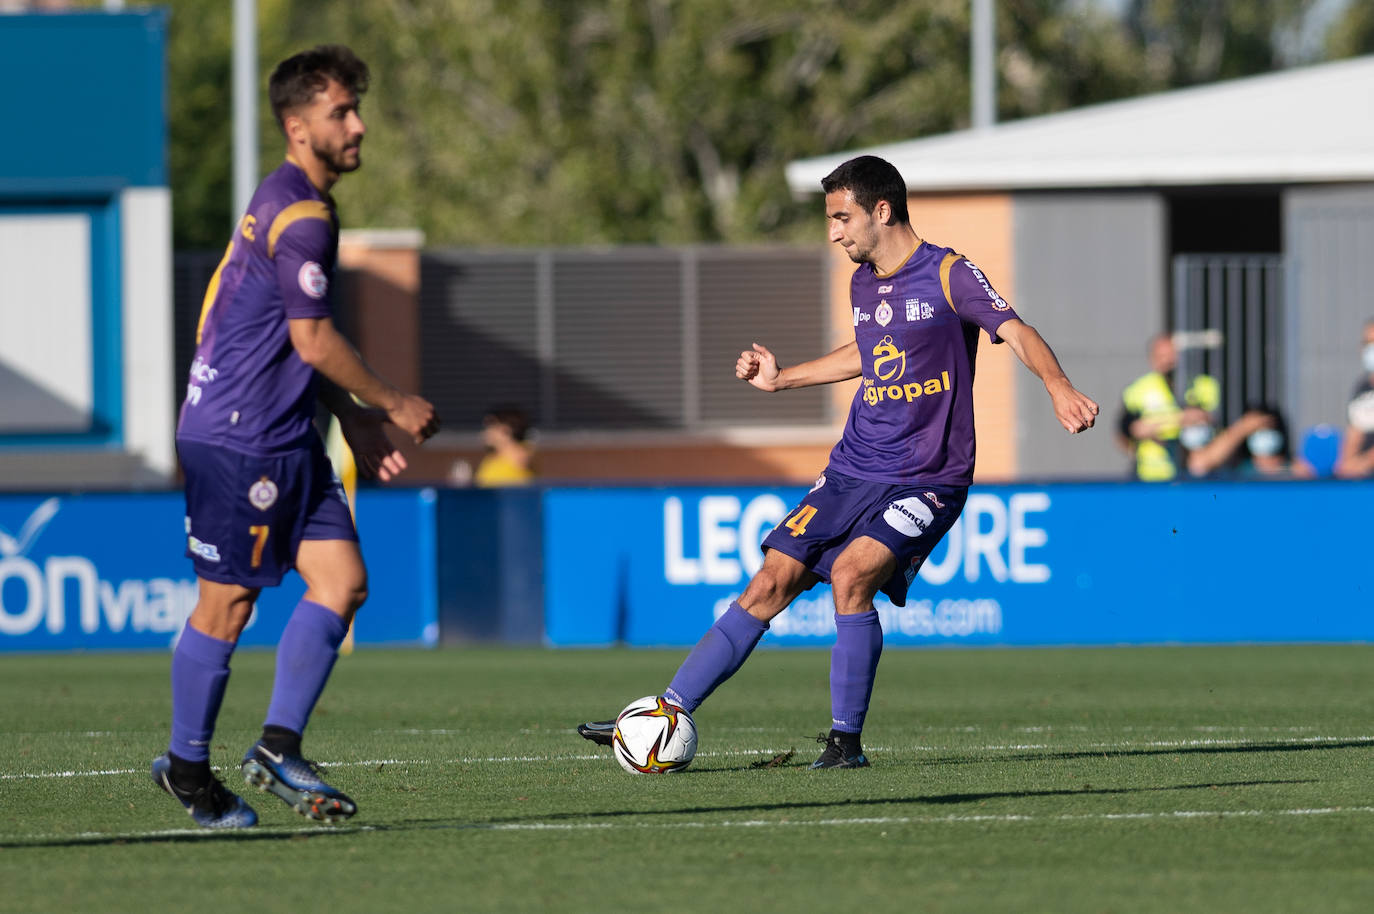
[2,644,1372,912]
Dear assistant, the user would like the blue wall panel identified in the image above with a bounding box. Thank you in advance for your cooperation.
[0,11,168,193]
[5,481,1369,652]
[0,490,437,652]
[543,481,1374,647]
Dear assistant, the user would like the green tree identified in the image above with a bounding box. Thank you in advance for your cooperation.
[1326,0,1374,57]
[156,0,1345,250]
[1120,0,1319,84]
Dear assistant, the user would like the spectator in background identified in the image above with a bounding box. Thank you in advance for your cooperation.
[474,405,536,487]
[1185,405,1311,479]
[1118,333,1220,481]
[1335,319,1374,478]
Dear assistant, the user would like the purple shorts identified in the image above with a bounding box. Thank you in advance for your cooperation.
[178,437,357,588]
[760,470,967,606]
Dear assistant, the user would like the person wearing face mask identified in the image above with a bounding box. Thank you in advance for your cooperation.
[1335,320,1374,478]
[1185,406,1310,479]
[1118,334,1220,481]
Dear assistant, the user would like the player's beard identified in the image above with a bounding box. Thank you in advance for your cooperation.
[844,241,875,264]
[844,223,880,264]
[317,139,363,174]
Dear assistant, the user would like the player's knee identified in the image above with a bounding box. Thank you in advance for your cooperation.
[829,565,876,610]
[314,573,368,616]
[344,575,369,613]
[741,568,788,610]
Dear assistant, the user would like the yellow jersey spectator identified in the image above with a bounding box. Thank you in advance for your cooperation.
[1118,334,1220,481]
[474,405,536,487]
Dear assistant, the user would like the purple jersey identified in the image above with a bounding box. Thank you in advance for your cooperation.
[176,159,338,454]
[827,242,1018,486]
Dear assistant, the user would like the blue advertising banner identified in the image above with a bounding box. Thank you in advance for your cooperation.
[0,490,438,652]
[543,481,1373,647]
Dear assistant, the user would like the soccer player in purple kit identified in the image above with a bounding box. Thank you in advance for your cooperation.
[579,155,1097,767]
[152,45,438,828]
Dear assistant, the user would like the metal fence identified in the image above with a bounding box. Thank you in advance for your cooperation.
[173,245,832,434]
[1170,254,1284,426]
[418,246,830,432]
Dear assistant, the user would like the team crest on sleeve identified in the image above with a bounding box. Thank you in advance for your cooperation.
[883,497,934,537]
[809,473,827,493]
[298,261,329,299]
[248,476,279,511]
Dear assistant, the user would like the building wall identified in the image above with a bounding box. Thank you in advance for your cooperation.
[1012,193,1167,479]
[1283,184,1374,436]
[0,11,173,487]
[904,194,1018,480]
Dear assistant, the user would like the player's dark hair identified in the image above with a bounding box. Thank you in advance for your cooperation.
[484,405,531,442]
[821,156,910,225]
[269,45,370,131]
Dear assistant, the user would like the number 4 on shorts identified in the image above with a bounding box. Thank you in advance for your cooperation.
[783,505,817,537]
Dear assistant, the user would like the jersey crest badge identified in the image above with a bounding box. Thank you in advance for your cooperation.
[298,261,328,299]
[248,477,279,511]
[875,299,893,327]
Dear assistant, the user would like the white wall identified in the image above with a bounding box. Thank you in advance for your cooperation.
[0,212,93,430]
[120,186,176,477]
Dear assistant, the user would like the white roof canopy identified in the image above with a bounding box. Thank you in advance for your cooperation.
[786,55,1374,193]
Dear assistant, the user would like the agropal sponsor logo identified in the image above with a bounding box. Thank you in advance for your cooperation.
[0,498,198,639]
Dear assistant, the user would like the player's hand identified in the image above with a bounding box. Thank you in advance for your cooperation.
[1179,406,1211,427]
[339,407,410,482]
[737,343,782,391]
[1051,382,1099,434]
[387,393,440,444]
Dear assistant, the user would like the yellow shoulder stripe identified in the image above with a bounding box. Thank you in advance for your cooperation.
[938,252,963,311]
[267,199,331,259]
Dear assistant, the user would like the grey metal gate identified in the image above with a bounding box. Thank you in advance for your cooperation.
[1171,254,1284,426]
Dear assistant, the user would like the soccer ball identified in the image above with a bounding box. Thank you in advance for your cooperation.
[612,695,697,774]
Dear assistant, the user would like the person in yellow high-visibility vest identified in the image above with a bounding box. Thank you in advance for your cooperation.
[1118,334,1219,481]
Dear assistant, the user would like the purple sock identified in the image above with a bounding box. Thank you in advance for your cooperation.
[830,609,883,733]
[664,601,767,712]
[169,626,236,763]
[264,600,349,737]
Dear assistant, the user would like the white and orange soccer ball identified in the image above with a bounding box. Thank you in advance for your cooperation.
[612,695,697,774]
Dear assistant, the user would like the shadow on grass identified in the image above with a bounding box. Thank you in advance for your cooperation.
[912,738,1374,767]
[0,777,1313,849]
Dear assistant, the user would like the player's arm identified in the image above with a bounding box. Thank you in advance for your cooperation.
[1334,423,1374,478]
[736,341,860,392]
[1185,410,1270,477]
[270,213,439,448]
[288,317,438,445]
[996,318,1099,434]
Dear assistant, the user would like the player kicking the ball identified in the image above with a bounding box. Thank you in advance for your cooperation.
[579,155,1097,768]
[153,45,438,828]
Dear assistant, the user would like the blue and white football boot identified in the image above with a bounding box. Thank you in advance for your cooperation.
[151,754,258,828]
[241,742,357,823]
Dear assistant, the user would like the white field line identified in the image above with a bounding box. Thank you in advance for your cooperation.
[10,724,1331,739]
[4,733,1373,782]
[5,805,1374,845]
